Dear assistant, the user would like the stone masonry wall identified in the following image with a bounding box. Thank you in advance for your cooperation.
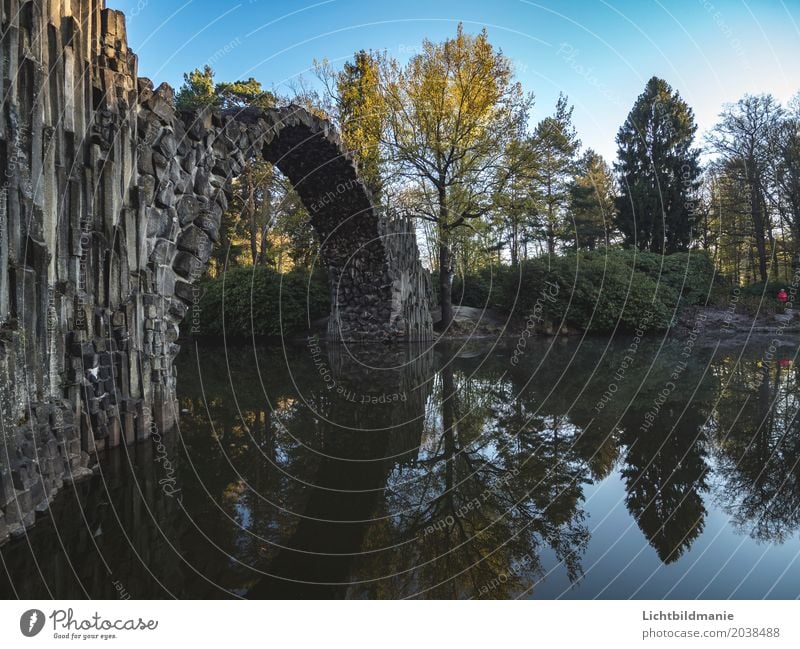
[0,0,432,543]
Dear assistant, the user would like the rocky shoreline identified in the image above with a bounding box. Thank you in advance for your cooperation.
[425,305,800,343]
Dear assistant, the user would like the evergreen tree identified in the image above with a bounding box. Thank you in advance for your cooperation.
[614,77,701,254]
[176,66,276,112]
[531,94,581,257]
[314,50,387,197]
[492,137,539,265]
[569,149,615,250]
[216,78,277,109]
[175,65,217,110]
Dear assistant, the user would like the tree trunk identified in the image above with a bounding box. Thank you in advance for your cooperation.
[547,199,556,258]
[750,175,769,282]
[247,171,258,267]
[439,238,453,329]
[258,189,271,266]
[442,365,457,494]
[765,196,779,278]
[510,222,518,267]
[438,185,454,329]
[753,215,768,282]
[257,175,273,266]
[546,156,556,259]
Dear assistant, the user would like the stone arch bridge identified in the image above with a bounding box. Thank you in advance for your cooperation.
[161,101,431,344]
[0,1,431,541]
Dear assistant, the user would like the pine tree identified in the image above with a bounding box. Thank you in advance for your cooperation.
[216,78,277,110]
[614,77,701,254]
[492,137,539,265]
[569,150,615,250]
[314,51,387,198]
[175,65,217,110]
[531,94,581,257]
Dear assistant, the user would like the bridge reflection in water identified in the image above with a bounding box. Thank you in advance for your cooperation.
[2,338,800,599]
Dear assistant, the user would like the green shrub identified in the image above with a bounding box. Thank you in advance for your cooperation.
[442,266,506,308]
[195,266,329,337]
[708,280,789,315]
[499,252,676,332]
[733,282,787,316]
[427,250,714,332]
[611,249,715,305]
[208,249,712,338]
[739,280,789,297]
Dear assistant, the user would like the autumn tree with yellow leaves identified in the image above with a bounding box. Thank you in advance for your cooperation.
[379,25,532,328]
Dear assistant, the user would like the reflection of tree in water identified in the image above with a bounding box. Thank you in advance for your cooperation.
[619,406,710,563]
[177,358,326,570]
[610,350,714,564]
[356,359,590,599]
[711,358,800,542]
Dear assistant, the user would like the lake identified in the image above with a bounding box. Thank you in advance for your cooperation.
[2,334,800,599]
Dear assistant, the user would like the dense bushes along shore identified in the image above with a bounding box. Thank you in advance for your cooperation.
[193,250,718,338]
[445,249,716,332]
[194,266,330,337]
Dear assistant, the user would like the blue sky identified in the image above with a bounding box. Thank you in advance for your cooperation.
[117,0,799,161]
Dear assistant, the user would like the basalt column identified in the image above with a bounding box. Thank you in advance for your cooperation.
[0,1,147,542]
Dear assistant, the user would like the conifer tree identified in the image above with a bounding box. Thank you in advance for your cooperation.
[614,77,700,254]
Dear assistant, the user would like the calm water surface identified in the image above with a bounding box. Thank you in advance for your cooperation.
[3,336,800,599]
